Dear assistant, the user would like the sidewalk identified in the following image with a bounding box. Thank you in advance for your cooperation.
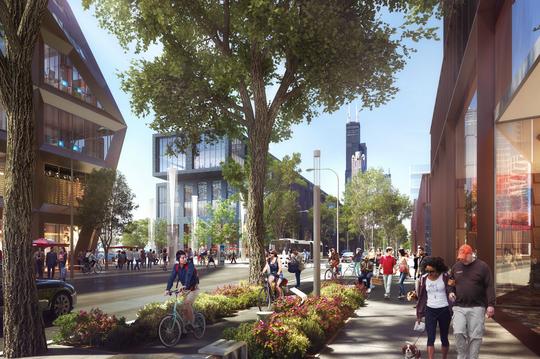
[320,278,538,358]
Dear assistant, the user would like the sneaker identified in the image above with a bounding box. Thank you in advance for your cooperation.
[367,288,371,294]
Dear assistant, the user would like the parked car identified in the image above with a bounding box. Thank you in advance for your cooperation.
[0,279,77,319]
[341,251,354,263]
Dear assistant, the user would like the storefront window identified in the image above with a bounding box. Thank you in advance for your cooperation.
[456,91,478,250]
[512,0,540,79]
[43,103,113,160]
[495,117,538,334]
[43,43,102,108]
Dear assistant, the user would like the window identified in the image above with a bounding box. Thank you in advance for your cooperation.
[194,137,226,169]
[512,0,540,79]
[157,137,187,173]
[43,103,113,160]
[198,182,208,217]
[184,184,193,217]
[43,43,101,108]
[212,181,221,208]
[157,186,167,219]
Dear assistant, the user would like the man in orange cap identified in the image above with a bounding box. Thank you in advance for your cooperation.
[449,244,495,359]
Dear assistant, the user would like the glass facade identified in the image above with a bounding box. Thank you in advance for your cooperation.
[495,117,539,334]
[184,184,193,217]
[43,104,113,160]
[157,136,186,173]
[198,182,208,217]
[157,186,167,219]
[194,138,226,169]
[43,43,102,108]
[456,91,478,250]
[212,181,222,208]
[43,223,79,247]
[231,138,245,165]
[512,0,540,79]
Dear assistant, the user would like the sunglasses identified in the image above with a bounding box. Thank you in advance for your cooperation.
[426,270,437,274]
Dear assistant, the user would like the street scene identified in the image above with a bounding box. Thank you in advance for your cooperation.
[0,0,539,358]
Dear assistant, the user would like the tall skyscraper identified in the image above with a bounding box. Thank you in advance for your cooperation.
[345,106,367,183]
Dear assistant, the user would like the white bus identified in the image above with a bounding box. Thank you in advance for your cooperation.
[269,238,321,262]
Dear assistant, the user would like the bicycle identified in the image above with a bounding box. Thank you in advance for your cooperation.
[324,264,341,281]
[257,274,288,311]
[82,260,103,274]
[158,289,206,347]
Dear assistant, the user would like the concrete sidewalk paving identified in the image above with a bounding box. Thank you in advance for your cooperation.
[320,278,538,359]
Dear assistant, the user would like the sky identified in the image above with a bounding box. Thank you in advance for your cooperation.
[67,1,443,220]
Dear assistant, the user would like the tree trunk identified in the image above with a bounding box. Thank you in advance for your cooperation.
[246,128,270,284]
[2,61,48,357]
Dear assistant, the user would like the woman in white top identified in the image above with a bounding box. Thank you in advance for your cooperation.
[416,256,454,359]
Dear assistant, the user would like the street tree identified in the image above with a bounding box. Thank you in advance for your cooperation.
[153,218,168,250]
[308,195,340,250]
[195,198,239,248]
[0,1,50,355]
[78,169,137,269]
[123,219,150,248]
[344,168,411,249]
[223,153,305,243]
[83,0,440,283]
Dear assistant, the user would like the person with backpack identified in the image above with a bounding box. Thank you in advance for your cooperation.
[288,250,303,288]
[416,256,454,359]
[165,250,200,327]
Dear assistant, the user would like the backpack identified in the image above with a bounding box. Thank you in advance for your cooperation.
[288,258,299,273]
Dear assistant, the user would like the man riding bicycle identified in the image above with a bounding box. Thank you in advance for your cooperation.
[261,250,285,298]
[329,248,340,274]
[165,250,199,327]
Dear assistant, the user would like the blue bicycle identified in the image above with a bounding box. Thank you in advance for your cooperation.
[158,289,206,347]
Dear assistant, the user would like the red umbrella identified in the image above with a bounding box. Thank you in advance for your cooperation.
[33,238,69,247]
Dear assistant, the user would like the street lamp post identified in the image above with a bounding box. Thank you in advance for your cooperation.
[312,150,321,297]
[307,167,340,254]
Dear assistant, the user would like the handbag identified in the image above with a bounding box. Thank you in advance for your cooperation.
[413,321,425,332]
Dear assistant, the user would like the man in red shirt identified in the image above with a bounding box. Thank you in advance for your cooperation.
[379,247,397,299]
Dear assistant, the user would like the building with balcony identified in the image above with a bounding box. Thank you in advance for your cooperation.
[427,0,540,353]
[0,0,126,253]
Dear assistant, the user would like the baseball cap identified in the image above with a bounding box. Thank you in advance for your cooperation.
[457,244,473,260]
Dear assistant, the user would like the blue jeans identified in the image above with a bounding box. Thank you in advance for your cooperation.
[294,270,301,287]
[399,271,407,296]
[426,306,451,347]
[358,272,373,287]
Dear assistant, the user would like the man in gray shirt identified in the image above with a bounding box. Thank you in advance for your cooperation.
[449,244,495,359]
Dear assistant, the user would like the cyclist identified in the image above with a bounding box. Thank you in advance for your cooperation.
[261,250,284,298]
[329,248,340,275]
[358,256,374,293]
[84,250,96,271]
[165,250,199,327]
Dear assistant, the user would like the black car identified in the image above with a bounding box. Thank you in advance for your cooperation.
[0,279,77,319]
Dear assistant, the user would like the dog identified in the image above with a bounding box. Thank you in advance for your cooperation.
[402,343,421,358]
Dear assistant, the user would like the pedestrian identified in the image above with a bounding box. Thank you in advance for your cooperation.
[398,248,410,299]
[162,248,168,270]
[46,247,58,279]
[207,251,216,268]
[374,247,383,276]
[231,250,237,264]
[414,246,426,280]
[34,247,45,279]
[357,255,374,293]
[140,249,146,269]
[287,250,303,288]
[450,244,495,359]
[58,247,67,281]
[416,256,453,359]
[353,248,363,276]
[118,250,126,270]
[126,248,134,270]
[378,247,396,299]
[133,247,141,270]
[188,247,194,259]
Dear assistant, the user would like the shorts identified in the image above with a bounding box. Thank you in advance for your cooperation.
[269,273,284,280]
[184,288,200,305]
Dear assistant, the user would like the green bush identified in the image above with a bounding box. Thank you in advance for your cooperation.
[223,322,265,359]
[299,315,326,353]
[194,293,236,323]
[134,301,171,341]
[53,309,121,347]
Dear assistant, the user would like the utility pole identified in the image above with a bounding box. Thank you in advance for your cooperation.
[313,150,321,297]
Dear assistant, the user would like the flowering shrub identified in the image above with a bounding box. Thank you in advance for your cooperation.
[53,308,121,347]
[212,282,260,309]
[254,317,309,359]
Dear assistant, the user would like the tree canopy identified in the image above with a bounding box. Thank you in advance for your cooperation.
[343,168,411,249]
[195,198,239,248]
[123,218,149,248]
[84,0,441,282]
